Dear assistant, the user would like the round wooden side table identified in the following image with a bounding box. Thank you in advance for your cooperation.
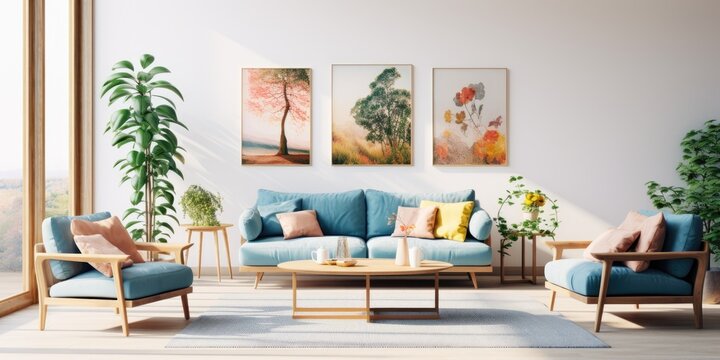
[180,224,234,282]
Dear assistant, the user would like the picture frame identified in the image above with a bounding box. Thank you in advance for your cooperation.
[432,68,508,166]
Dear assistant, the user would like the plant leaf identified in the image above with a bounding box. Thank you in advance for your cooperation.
[140,54,155,69]
[112,60,134,71]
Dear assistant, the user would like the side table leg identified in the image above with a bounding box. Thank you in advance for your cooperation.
[197,232,204,279]
[532,235,537,284]
[213,230,221,282]
[434,272,440,314]
[185,230,193,265]
[521,235,526,280]
[223,227,233,279]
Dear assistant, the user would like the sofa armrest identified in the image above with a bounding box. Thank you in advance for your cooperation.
[239,208,262,242]
[136,242,193,265]
[544,240,592,260]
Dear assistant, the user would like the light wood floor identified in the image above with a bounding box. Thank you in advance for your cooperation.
[0,273,718,359]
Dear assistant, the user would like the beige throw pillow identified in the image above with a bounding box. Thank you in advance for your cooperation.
[73,234,134,277]
[583,228,640,262]
[71,216,145,264]
[391,206,438,239]
[619,211,666,272]
[276,210,324,240]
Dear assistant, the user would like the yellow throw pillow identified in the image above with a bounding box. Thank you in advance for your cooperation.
[419,200,474,242]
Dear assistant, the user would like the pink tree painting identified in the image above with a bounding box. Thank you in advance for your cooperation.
[242,68,311,165]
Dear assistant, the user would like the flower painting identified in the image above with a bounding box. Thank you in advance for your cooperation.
[242,68,311,165]
[332,64,413,165]
[433,68,507,166]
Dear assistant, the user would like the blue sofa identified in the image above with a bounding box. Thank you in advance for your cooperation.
[544,211,709,332]
[238,189,494,288]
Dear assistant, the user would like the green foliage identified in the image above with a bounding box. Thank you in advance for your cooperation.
[494,176,560,257]
[646,119,720,260]
[180,185,223,226]
[101,54,187,243]
[351,67,411,163]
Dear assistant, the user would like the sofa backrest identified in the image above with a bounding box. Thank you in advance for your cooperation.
[42,211,111,280]
[365,189,476,239]
[256,189,367,238]
[640,210,703,279]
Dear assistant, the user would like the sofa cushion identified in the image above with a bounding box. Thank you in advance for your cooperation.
[73,234,134,277]
[257,199,301,237]
[238,208,262,241]
[49,262,193,300]
[239,236,368,266]
[256,189,366,238]
[640,210,703,278]
[365,189,475,239]
[42,212,112,280]
[71,216,145,264]
[583,228,639,262]
[366,236,492,266]
[276,210,324,239]
[390,206,438,239]
[545,258,692,297]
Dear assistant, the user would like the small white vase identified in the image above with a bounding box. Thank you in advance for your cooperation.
[523,210,539,221]
[395,236,409,266]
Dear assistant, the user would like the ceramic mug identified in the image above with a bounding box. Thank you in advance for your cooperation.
[409,246,424,268]
[311,247,330,264]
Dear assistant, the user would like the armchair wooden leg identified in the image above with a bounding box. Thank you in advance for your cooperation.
[548,290,557,311]
[635,304,639,310]
[594,261,613,333]
[38,303,47,330]
[693,298,703,329]
[111,262,130,336]
[118,304,129,337]
[115,307,119,314]
[254,272,264,289]
[468,272,478,289]
[181,294,190,320]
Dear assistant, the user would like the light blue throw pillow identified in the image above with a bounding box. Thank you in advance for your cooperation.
[257,199,301,237]
[468,203,493,241]
[239,208,262,241]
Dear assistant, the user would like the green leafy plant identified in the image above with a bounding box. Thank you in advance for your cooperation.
[646,119,720,261]
[180,185,223,226]
[494,176,560,256]
[101,54,187,243]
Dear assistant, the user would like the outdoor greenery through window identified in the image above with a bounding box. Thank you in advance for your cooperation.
[0,0,24,300]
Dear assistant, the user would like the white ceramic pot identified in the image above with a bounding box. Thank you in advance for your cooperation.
[703,268,720,304]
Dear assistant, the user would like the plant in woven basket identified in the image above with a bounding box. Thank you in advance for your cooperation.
[180,185,223,226]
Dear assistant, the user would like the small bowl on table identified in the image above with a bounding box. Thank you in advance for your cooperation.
[336,259,357,267]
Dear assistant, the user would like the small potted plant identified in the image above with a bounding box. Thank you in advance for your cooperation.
[522,191,546,221]
[180,185,223,226]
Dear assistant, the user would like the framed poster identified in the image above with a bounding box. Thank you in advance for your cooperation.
[433,68,508,166]
[242,68,311,165]
[332,64,413,165]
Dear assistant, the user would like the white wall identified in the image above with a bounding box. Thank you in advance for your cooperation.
[94,0,720,268]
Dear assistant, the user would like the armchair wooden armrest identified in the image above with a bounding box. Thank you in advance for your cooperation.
[35,252,130,264]
[544,240,592,260]
[591,250,707,262]
[135,242,193,265]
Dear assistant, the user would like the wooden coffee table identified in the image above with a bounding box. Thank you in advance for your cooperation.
[277,259,453,322]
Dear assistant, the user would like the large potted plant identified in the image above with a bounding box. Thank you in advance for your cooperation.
[646,119,720,303]
[101,54,187,244]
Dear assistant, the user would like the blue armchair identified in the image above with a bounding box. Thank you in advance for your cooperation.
[36,212,195,336]
[544,211,709,332]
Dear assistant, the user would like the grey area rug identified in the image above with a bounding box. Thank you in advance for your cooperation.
[167,290,608,348]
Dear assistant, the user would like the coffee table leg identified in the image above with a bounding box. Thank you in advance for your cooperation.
[291,272,297,318]
[365,275,371,322]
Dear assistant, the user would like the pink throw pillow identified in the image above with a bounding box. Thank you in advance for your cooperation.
[71,216,145,264]
[73,234,134,277]
[276,210,324,240]
[391,206,438,239]
[583,228,640,262]
[619,211,666,272]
